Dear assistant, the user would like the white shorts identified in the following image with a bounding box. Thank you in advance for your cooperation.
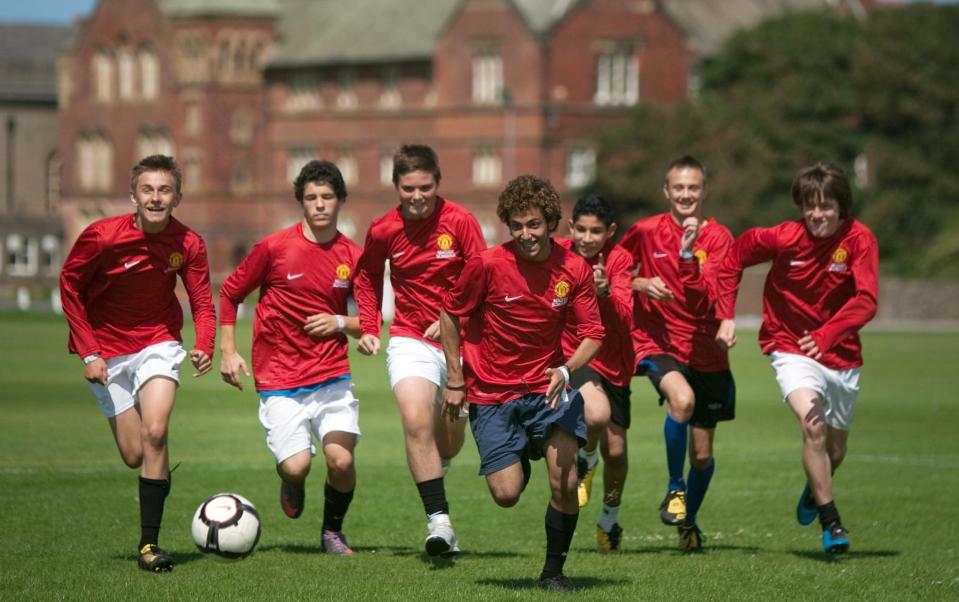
[87,341,187,418]
[770,351,860,431]
[386,336,447,390]
[258,378,361,464]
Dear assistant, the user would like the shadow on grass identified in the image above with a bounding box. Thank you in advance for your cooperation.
[477,576,629,591]
[112,550,207,567]
[790,549,900,562]
[584,543,762,556]
[257,543,522,562]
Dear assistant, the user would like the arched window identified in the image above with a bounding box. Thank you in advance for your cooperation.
[94,133,113,191]
[138,45,159,100]
[136,129,174,160]
[92,48,114,103]
[117,45,136,101]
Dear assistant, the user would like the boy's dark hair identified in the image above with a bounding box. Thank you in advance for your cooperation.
[497,175,562,232]
[392,144,441,186]
[665,154,707,183]
[572,193,617,228]
[792,162,852,219]
[294,160,347,202]
[131,155,182,196]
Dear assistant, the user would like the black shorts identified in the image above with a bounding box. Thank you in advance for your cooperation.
[636,354,736,428]
[570,366,632,429]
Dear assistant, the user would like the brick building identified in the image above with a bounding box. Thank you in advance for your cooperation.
[56,0,834,280]
[0,24,73,304]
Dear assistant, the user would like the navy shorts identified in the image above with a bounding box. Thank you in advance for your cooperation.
[636,354,736,428]
[469,391,587,476]
[570,365,632,430]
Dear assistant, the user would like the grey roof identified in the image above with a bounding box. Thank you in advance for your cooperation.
[660,0,829,56]
[158,0,279,17]
[0,24,74,102]
[269,0,462,67]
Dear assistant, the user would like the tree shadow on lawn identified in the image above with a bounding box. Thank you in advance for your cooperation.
[790,549,900,563]
[477,576,629,591]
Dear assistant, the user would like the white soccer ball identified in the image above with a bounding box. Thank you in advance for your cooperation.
[191,493,261,559]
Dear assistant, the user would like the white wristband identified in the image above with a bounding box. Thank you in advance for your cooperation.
[557,365,570,386]
[335,315,345,332]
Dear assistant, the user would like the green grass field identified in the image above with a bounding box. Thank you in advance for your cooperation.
[1,313,957,601]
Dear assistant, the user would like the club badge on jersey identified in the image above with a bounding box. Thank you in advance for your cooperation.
[435,234,457,259]
[829,247,849,273]
[333,264,352,288]
[552,280,570,308]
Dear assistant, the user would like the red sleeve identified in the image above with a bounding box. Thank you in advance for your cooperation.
[443,254,487,318]
[569,265,606,344]
[458,212,487,259]
[354,226,388,337]
[600,247,633,327]
[59,224,103,357]
[811,231,879,353]
[716,226,780,319]
[219,240,271,325]
[181,234,216,358]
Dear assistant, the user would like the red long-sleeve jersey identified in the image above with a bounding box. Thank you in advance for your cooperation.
[354,198,486,347]
[716,219,878,370]
[60,214,216,359]
[557,238,635,387]
[219,225,362,391]
[619,213,733,372]
[443,240,605,406]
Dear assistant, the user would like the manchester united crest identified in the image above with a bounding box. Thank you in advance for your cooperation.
[829,246,849,273]
[168,252,184,270]
[435,233,456,259]
[552,280,570,308]
[334,264,351,288]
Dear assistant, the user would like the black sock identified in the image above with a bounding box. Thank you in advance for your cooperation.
[322,482,354,532]
[416,477,449,517]
[541,504,579,579]
[817,500,841,529]
[139,476,169,549]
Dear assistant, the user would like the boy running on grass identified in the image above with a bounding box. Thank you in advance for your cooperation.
[716,161,878,553]
[219,160,363,555]
[60,154,215,572]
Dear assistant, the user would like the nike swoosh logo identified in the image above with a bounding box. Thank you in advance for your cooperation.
[653,252,668,259]
[505,295,523,302]
[124,260,141,269]
[287,273,304,280]
[790,260,807,266]
[391,251,405,259]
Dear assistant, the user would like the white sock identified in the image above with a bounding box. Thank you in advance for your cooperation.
[598,503,620,531]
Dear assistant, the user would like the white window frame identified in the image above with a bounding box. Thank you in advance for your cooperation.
[286,147,315,184]
[595,46,639,107]
[139,46,159,100]
[5,234,39,277]
[472,148,501,186]
[472,49,503,105]
[566,147,597,188]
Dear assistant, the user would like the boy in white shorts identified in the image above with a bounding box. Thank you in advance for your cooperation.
[715,162,878,553]
[354,145,486,556]
[219,160,363,555]
[60,155,216,572]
